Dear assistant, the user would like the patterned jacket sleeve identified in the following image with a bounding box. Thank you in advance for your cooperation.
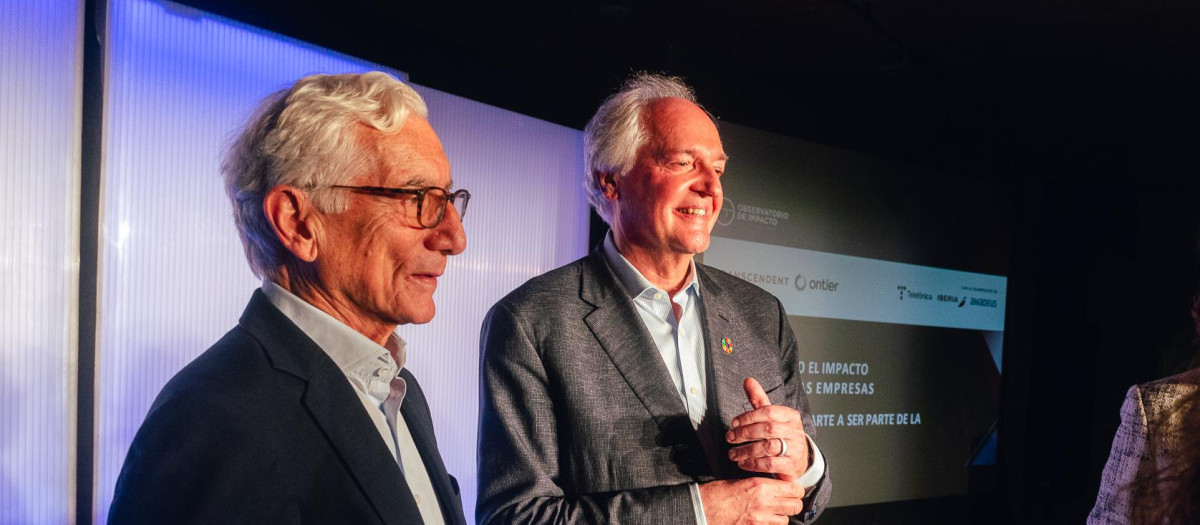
[1087,385,1150,524]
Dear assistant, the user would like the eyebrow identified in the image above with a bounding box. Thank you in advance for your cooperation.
[673,148,728,162]
[394,174,453,190]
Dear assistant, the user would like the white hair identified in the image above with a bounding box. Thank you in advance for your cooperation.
[222,71,428,280]
[582,73,699,223]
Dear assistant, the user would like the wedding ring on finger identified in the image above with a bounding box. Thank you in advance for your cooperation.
[776,437,788,457]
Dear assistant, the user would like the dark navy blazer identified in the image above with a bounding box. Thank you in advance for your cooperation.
[109,290,466,525]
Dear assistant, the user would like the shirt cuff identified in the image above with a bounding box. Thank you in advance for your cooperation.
[689,482,709,525]
[796,434,826,490]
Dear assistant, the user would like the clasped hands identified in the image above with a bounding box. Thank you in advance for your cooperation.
[727,377,811,481]
[698,377,812,525]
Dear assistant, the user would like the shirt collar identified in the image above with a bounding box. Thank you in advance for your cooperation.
[600,232,701,299]
[261,280,407,375]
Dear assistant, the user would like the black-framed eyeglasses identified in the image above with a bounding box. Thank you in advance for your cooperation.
[329,185,470,228]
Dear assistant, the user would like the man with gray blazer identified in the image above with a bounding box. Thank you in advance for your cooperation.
[478,74,831,524]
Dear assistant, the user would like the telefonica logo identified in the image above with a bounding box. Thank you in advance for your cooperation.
[795,273,840,292]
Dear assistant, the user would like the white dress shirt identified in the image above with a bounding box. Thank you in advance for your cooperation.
[601,235,825,524]
[262,281,445,525]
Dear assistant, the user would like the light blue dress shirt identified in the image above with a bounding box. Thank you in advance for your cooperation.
[262,281,445,524]
[601,234,824,524]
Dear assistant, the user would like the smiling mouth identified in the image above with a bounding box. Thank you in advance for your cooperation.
[677,208,708,216]
[410,272,442,285]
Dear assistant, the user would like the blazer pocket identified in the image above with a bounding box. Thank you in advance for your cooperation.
[762,379,787,405]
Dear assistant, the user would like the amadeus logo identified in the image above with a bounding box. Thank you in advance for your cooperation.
[969,297,999,308]
[795,272,840,292]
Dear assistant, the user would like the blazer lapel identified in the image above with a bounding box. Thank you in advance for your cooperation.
[240,291,421,525]
[303,367,421,525]
[399,369,467,525]
[580,252,689,427]
[696,267,785,433]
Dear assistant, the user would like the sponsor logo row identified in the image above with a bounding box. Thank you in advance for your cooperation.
[734,271,1000,309]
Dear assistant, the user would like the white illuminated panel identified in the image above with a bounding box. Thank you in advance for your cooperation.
[96,0,588,523]
[410,85,587,519]
[0,0,83,523]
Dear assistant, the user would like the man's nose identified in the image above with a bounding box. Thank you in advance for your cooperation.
[430,204,467,255]
[693,163,722,197]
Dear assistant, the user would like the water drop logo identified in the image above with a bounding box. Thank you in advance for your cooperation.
[717,197,735,226]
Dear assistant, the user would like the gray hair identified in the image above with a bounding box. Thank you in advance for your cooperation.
[222,71,428,280]
[582,73,699,223]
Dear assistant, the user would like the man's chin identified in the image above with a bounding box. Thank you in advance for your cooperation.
[406,309,436,325]
[673,235,711,255]
[387,301,436,326]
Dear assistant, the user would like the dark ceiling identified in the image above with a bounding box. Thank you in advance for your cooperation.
[175,0,1200,184]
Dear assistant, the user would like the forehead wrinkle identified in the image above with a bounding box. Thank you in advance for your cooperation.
[679,147,727,159]
[355,120,448,187]
[640,119,725,163]
[373,141,440,187]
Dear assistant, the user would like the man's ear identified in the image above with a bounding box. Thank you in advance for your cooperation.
[263,186,321,263]
[597,171,619,202]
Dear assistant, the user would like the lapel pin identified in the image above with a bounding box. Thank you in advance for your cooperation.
[721,337,733,355]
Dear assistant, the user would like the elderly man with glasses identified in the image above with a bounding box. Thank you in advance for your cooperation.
[109,72,469,524]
